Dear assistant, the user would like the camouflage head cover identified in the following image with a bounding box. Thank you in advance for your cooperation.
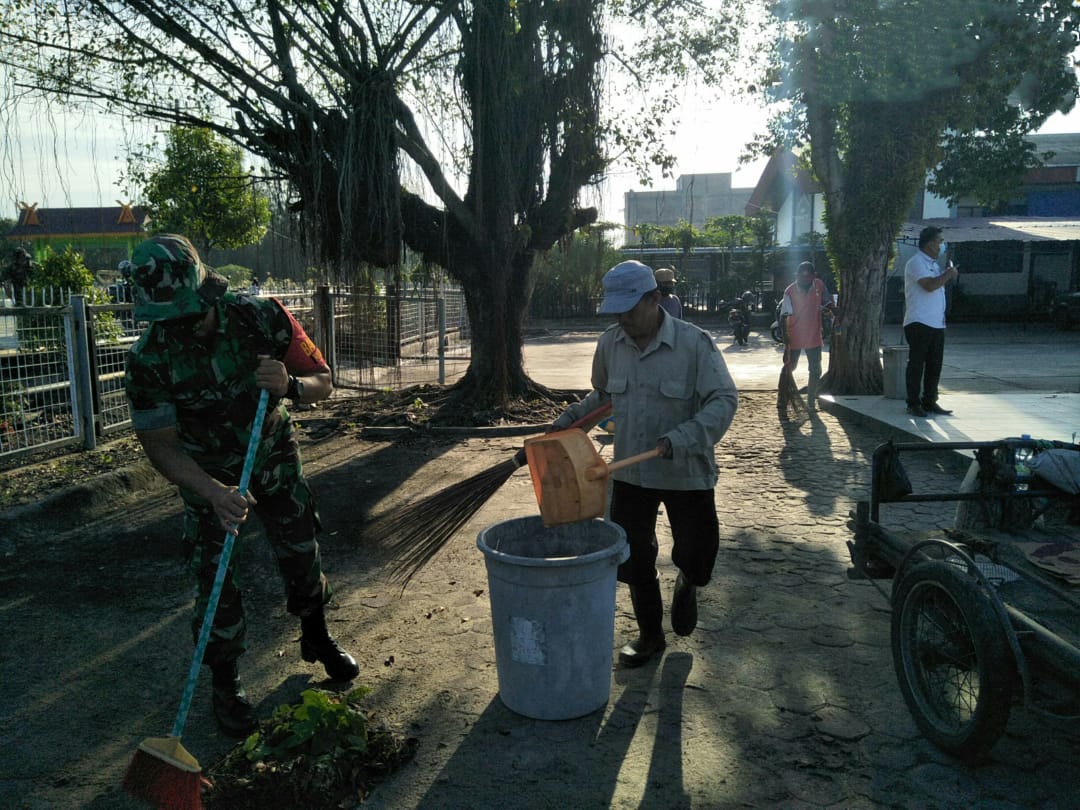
[131,234,222,321]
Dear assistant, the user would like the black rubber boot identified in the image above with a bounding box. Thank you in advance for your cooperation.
[300,608,360,681]
[618,577,666,668]
[211,661,258,738]
[671,570,698,637]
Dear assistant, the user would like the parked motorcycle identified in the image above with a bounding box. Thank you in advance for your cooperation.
[771,299,784,344]
[725,298,751,346]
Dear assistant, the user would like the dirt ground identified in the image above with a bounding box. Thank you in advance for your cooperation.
[1,391,1078,809]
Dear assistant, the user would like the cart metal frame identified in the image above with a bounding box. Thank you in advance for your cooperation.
[848,437,1080,759]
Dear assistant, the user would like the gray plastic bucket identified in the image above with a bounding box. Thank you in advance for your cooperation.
[476,516,629,720]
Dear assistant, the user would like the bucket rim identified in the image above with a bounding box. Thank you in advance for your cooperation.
[476,516,628,568]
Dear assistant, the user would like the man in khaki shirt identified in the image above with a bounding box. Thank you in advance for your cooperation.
[553,261,738,666]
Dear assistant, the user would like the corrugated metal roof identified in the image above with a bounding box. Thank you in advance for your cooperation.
[899,216,1080,243]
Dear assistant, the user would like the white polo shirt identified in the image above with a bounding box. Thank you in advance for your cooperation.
[903,250,947,329]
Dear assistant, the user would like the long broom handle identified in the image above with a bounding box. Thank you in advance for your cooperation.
[585,447,663,481]
[569,400,614,431]
[170,387,270,738]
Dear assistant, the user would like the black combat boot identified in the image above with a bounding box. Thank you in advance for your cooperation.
[211,661,258,737]
[300,608,360,681]
[618,577,666,667]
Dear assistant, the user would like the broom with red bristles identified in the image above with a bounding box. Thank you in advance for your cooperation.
[367,400,613,586]
[123,388,270,810]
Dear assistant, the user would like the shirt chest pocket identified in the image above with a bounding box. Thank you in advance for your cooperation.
[659,379,694,402]
[606,376,627,394]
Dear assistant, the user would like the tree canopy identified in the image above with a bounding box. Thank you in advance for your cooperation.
[129,126,271,260]
[0,0,753,409]
[758,0,1079,392]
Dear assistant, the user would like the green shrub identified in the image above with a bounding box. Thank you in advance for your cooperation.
[243,687,370,763]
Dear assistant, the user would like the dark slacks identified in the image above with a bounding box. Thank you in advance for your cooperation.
[904,322,946,408]
[609,480,720,588]
[788,345,823,399]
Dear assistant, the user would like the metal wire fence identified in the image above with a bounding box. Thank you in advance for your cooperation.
[0,306,76,457]
[0,286,471,462]
[329,288,470,392]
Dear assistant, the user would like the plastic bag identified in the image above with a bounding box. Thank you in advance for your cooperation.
[875,440,913,502]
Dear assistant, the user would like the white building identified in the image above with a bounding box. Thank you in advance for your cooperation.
[746,140,1080,321]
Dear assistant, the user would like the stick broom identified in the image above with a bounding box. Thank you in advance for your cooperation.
[368,401,614,586]
[777,347,808,423]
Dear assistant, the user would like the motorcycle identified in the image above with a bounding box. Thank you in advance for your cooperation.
[770,299,784,344]
[725,299,751,346]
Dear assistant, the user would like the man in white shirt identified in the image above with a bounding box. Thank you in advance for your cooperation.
[903,226,959,417]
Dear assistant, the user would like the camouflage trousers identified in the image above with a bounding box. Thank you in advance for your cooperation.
[183,437,331,669]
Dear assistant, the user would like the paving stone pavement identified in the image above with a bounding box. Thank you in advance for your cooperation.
[4,323,1077,809]
[357,391,1079,809]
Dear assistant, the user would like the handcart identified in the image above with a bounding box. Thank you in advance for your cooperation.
[848,436,1080,760]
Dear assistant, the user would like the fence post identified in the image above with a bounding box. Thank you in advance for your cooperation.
[437,297,446,384]
[386,283,401,361]
[314,286,335,381]
[68,295,97,450]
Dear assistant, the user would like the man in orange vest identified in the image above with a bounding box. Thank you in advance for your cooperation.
[780,262,834,411]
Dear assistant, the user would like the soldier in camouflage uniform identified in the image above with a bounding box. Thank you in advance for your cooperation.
[2,246,33,303]
[124,234,358,737]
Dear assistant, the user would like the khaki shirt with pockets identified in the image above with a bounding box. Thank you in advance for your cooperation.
[554,310,738,490]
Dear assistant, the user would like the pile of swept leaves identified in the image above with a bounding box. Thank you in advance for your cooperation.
[204,688,417,809]
[321,383,577,430]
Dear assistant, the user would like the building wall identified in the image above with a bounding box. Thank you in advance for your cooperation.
[624,172,756,240]
[921,188,952,219]
[887,239,1078,322]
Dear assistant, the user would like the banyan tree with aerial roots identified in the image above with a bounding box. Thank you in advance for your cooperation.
[0,0,627,411]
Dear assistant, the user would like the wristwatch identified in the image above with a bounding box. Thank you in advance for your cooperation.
[286,375,304,403]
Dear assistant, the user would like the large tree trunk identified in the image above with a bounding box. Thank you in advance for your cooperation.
[823,239,891,393]
[808,95,949,395]
[460,263,531,406]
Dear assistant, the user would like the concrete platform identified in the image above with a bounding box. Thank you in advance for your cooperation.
[823,391,1079,447]
[522,319,1080,449]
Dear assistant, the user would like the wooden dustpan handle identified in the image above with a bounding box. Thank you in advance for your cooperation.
[585,447,662,481]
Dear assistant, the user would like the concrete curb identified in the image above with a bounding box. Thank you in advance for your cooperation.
[360,423,553,440]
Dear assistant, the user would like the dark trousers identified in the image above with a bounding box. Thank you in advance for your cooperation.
[904,322,946,408]
[609,480,720,588]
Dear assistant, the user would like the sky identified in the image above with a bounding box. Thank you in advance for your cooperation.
[0,89,772,228]
[5,75,1080,232]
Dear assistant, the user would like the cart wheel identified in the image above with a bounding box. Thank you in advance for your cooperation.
[891,561,1014,760]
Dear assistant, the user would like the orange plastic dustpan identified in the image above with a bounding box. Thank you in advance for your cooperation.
[523,429,660,526]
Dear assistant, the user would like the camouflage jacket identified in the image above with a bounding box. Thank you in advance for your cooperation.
[124,294,324,477]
